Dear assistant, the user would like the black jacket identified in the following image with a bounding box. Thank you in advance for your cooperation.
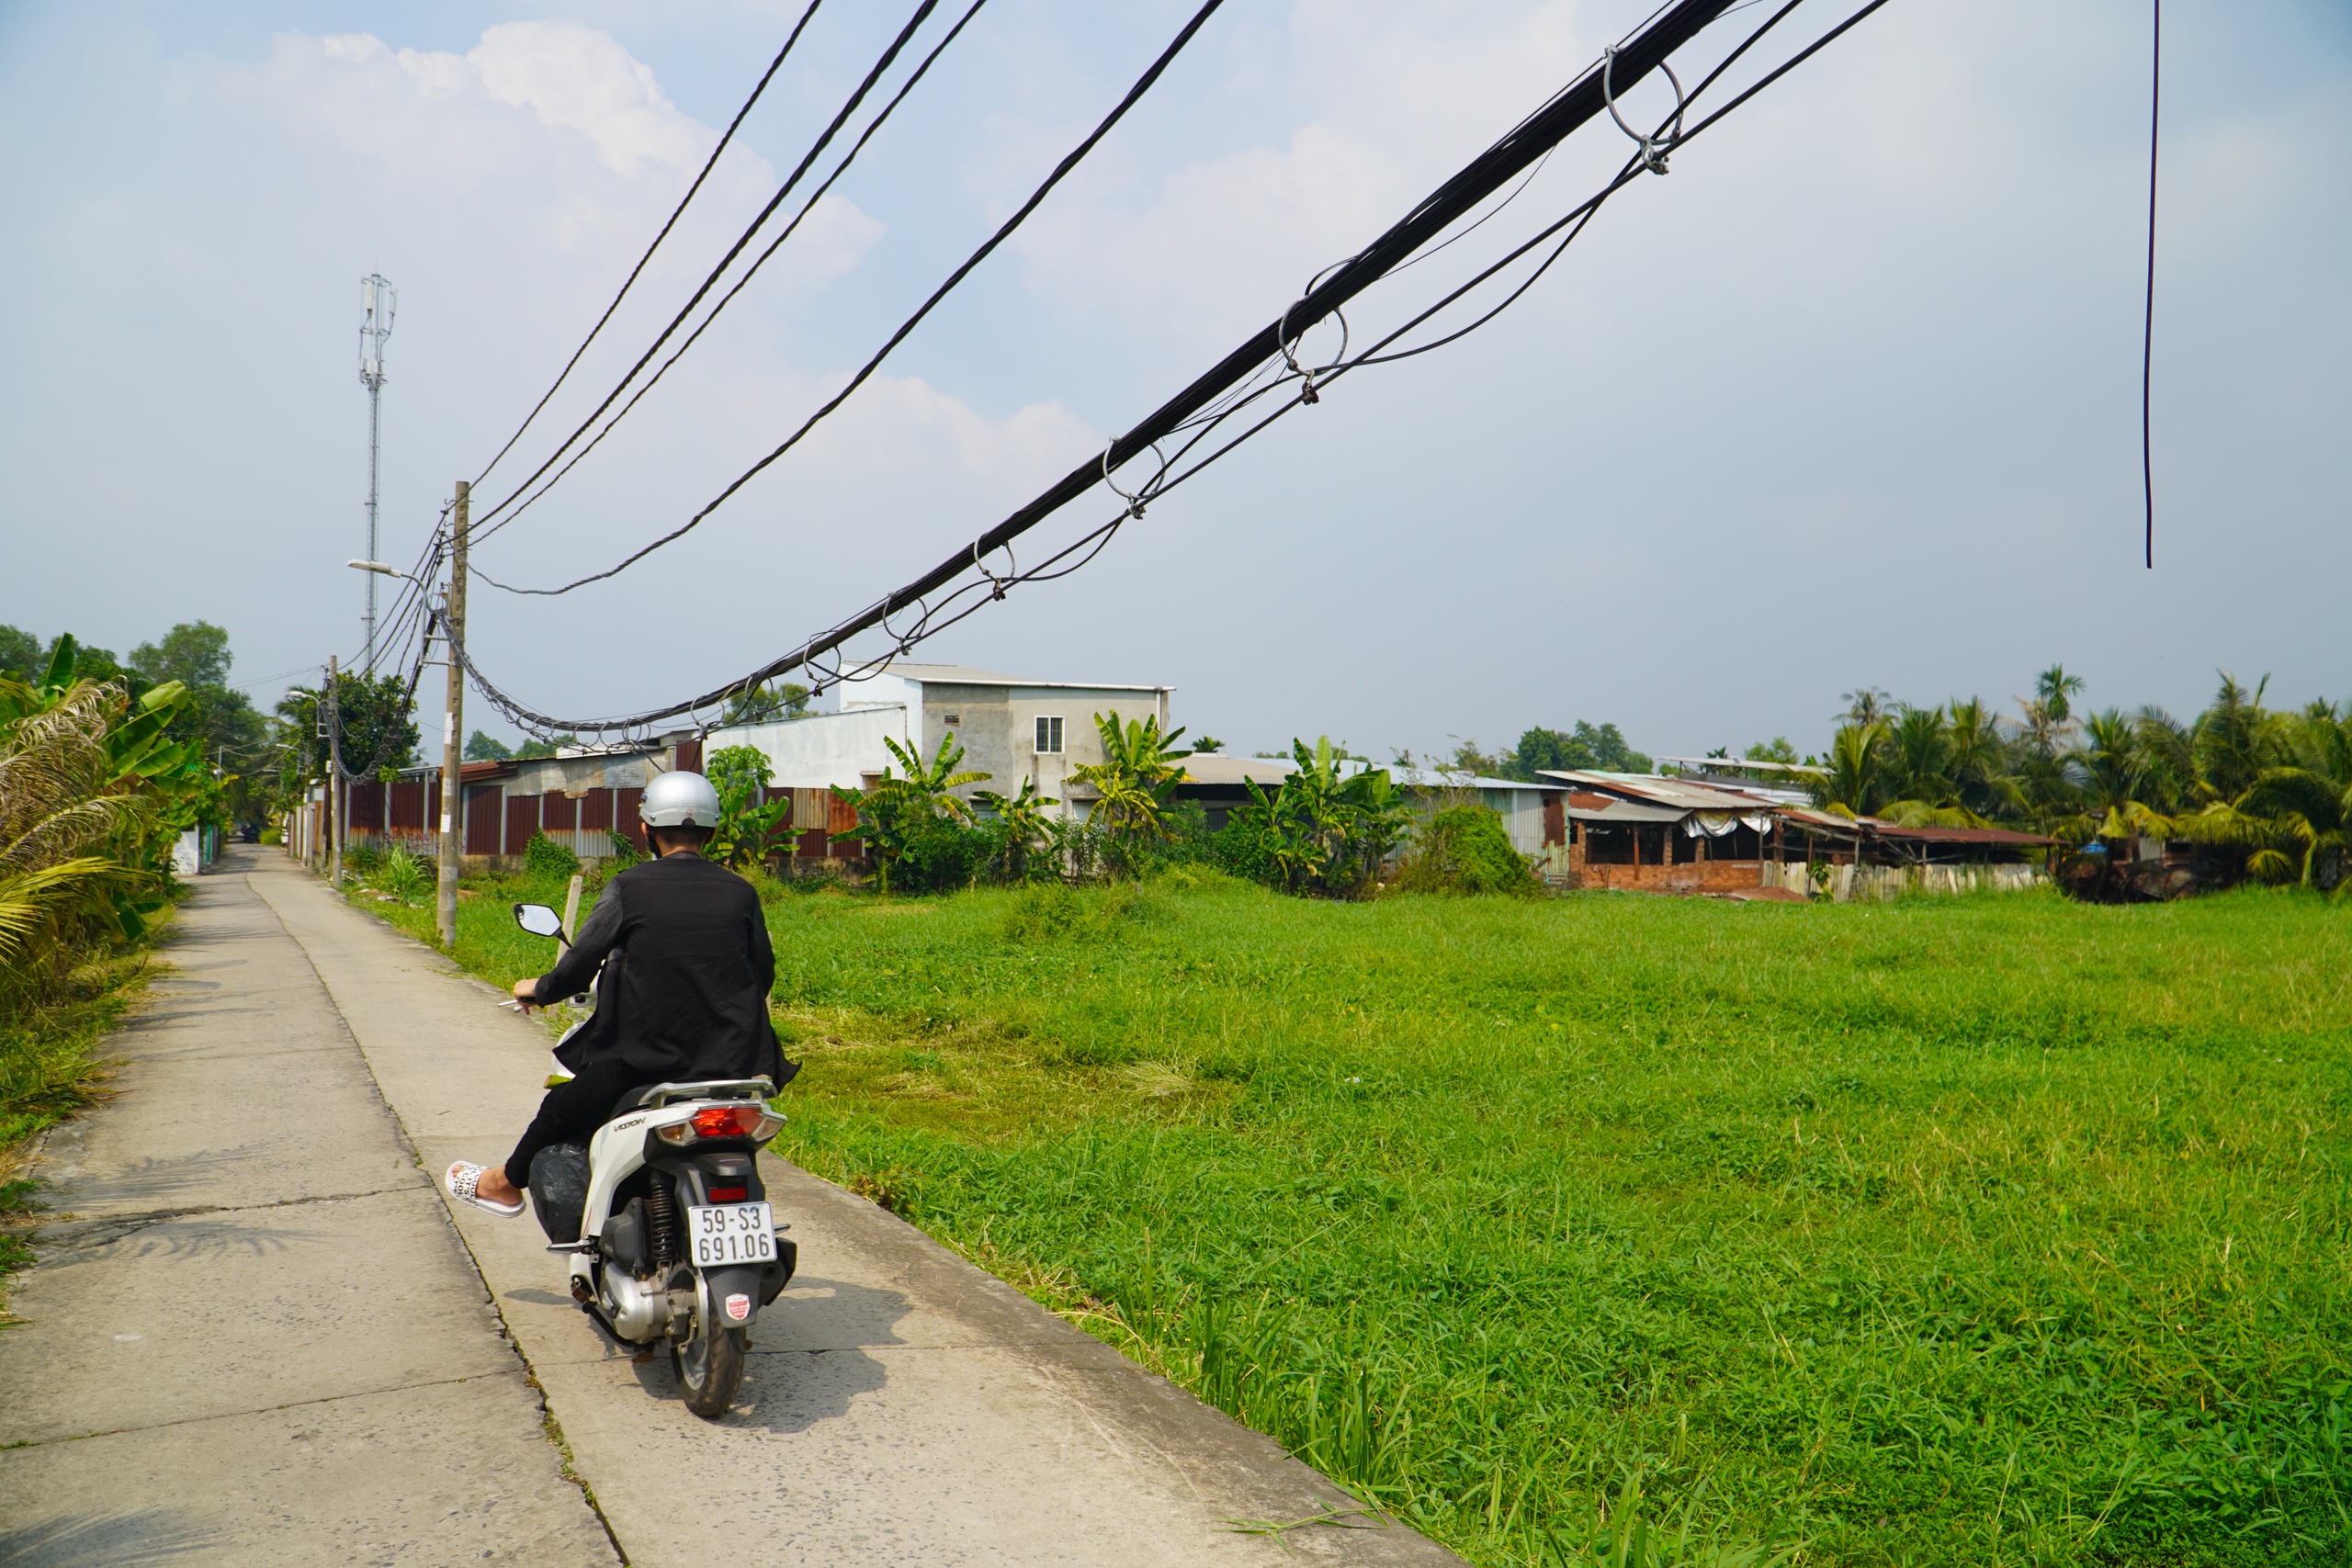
[534,853,793,1088]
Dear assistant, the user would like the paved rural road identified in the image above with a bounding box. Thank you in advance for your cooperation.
[2,846,1464,1568]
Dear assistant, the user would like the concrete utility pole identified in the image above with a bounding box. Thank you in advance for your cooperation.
[326,654,345,887]
[436,481,468,948]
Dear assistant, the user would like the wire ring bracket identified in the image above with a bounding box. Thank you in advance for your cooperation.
[1276,265,1352,405]
[1602,46,1685,174]
[1101,440,1169,519]
[970,537,1017,601]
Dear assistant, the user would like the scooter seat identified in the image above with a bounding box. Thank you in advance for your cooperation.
[606,1077,776,1118]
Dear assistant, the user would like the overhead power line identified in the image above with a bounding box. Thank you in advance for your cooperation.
[2142,0,2160,570]
[469,0,996,556]
[473,0,826,492]
[456,0,1890,739]
[469,0,949,537]
[478,0,1229,595]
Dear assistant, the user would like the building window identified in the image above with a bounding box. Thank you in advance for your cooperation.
[1035,716,1064,754]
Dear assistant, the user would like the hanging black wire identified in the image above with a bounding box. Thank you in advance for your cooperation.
[2143,0,2160,570]
[477,0,1230,594]
[456,0,1893,739]
[469,0,996,556]
[472,0,827,492]
[469,0,949,537]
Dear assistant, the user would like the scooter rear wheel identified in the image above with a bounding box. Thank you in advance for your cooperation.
[674,1303,747,1418]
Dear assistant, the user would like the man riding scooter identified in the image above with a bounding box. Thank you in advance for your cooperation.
[444,770,794,1218]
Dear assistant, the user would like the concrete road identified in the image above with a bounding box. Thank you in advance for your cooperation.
[5,846,1464,1567]
[0,847,617,1566]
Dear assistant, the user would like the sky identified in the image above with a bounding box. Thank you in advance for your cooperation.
[3,0,2346,763]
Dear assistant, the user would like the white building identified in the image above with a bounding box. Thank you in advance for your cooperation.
[708,663,1172,818]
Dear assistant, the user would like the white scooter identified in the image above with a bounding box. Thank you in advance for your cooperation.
[511,900,796,1417]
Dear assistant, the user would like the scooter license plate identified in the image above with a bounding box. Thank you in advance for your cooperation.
[686,1201,775,1267]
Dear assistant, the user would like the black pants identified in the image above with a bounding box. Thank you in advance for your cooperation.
[503,1060,650,1190]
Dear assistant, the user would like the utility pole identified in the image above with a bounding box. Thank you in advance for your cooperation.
[326,654,345,887]
[358,275,397,671]
[436,481,468,948]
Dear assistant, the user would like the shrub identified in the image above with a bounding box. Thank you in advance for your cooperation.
[523,830,581,881]
[1390,805,1540,896]
[343,841,385,876]
[998,883,1165,942]
[890,815,988,894]
[378,846,430,898]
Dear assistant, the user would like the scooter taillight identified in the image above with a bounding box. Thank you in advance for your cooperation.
[707,1186,749,1201]
[654,1104,785,1145]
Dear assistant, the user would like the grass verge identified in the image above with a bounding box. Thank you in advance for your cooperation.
[345,864,2352,1567]
[0,926,166,1317]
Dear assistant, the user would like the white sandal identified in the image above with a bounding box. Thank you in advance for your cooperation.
[446,1161,525,1217]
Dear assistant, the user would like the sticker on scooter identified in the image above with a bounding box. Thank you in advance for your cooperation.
[725,1292,752,1322]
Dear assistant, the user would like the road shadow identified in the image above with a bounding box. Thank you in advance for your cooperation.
[34,1213,315,1269]
[624,1276,911,1433]
[43,1145,276,1214]
[0,1507,218,1566]
[503,1287,575,1308]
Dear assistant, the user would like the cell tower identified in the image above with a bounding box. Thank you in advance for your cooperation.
[358,274,398,671]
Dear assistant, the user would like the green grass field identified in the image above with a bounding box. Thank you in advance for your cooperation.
[371,870,2352,1567]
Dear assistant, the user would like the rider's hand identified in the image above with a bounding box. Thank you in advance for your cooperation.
[511,978,540,1012]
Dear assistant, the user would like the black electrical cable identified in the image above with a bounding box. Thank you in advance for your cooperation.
[2143,0,2159,570]
[469,0,995,556]
[481,0,1230,596]
[469,0,946,536]
[457,0,1890,739]
[340,526,446,679]
[473,0,826,491]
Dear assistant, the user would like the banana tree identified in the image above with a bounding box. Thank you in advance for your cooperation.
[830,734,990,892]
[1226,737,1408,897]
[2,637,209,989]
[1071,712,1188,873]
[973,778,1057,883]
[705,744,792,869]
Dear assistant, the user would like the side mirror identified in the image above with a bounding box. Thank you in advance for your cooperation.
[514,903,564,938]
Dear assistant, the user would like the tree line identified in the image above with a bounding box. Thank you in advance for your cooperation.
[1796,666,2348,890]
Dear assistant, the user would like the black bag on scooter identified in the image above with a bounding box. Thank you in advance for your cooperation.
[528,1143,591,1244]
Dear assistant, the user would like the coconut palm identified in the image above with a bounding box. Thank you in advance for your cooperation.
[2068,709,2173,843]
[1815,719,1891,818]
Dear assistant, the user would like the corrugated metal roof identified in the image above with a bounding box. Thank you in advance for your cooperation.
[1174,754,1299,786]
[1566,802,1686,824]
[1538,771,1783,812]
[1869,822,2056,846]
[1386,767,1558,793]
[876,661,1169,693]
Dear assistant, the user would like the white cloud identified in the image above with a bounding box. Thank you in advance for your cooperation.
[469,22,706,177]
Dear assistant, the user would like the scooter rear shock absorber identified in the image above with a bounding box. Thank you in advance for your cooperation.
[647,1179,682,1269]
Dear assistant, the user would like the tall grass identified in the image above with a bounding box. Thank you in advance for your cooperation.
[763,878,2352,1566]
[360,865,2352,1565]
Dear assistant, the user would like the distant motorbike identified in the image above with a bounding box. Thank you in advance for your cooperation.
[510,900,796,1416]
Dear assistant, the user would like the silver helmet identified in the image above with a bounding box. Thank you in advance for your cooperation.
[639,770,722,829]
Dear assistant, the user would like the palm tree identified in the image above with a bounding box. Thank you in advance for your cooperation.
[2190,672,2281,805]
[2069,710,2172,843]
[1815,719,1891,818]
[1882,706,1952,807]
[2194,703,2352,889]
